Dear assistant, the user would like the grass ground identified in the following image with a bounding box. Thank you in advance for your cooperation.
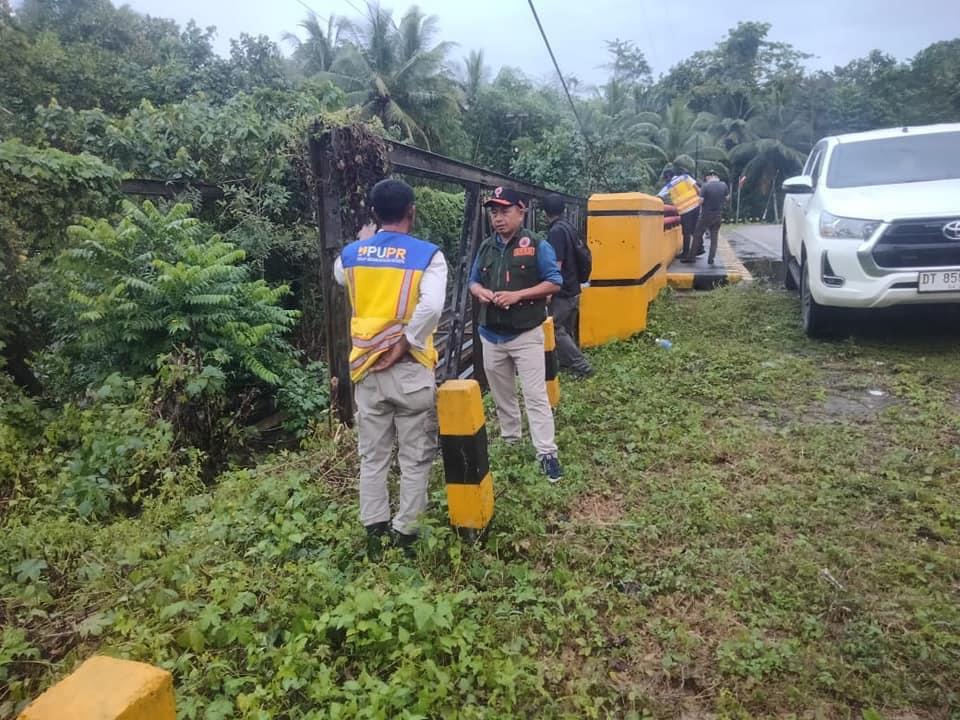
[3,283,959,719]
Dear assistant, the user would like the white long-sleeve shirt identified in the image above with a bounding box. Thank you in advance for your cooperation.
[334,249,448,351]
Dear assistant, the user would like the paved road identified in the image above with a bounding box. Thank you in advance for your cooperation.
[726,224,782,261]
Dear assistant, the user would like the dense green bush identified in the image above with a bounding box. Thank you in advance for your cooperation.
[44,375,197,520]
[413,186,465,259]
[0,369,198,520]
[36,200,299,395]
[32,89,341,225]
[0,139,120,260]
[0,347,45,502]
[24,200,328,466]
[276,360,330,437]
[0,140,121,388]
[27,93,365,360]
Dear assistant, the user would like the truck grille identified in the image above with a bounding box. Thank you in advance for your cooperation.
[872,218,960,269]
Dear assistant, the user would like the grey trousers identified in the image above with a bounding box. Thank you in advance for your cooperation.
[354,361,437,535]
[549,294,592,375]
[481,325,558,458]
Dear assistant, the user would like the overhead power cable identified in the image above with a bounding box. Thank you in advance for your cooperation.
[294,0,327,22]
[526,0,609,190]
[339,0,401,33]
[525,0,591,147]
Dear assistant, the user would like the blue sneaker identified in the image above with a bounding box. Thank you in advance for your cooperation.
[539,455,563,483]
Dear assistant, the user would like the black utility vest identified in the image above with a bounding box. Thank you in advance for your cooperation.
[476,230,547,332]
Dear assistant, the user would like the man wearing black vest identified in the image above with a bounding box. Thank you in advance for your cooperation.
[468,187,564,483]
[543,194,593,379]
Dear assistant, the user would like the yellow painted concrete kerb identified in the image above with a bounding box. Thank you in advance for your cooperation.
[18,655,175,720]
[666,232,751,289]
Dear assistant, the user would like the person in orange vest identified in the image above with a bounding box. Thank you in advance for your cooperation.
[657,168,702,263]
[335,179,448,558]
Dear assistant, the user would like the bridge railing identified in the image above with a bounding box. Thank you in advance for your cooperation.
[307,127,588,422]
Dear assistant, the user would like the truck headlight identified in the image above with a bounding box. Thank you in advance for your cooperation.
[819,212,880,240]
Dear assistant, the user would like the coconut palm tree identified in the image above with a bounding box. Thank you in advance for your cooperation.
[707,94,760,151]
[459,49,489,109]
[636,100,729,179]
[569,103,661,191]
[283,11,352,75]
[730,89,811,191]
[323,2,458,148]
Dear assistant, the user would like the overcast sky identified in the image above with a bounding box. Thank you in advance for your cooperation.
[114,0,959,87]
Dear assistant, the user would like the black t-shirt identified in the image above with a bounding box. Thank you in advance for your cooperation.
[546,219,580,297]
[700,180,729,213]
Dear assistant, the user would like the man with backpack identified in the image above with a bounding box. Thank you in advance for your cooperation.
[543,194,593,379]
[469,187,564,482]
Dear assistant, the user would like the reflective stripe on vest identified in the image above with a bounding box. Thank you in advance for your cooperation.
[395,269,416,320]
[341,232,439,382]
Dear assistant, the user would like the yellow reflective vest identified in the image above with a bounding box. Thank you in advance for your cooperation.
[340,232,440,382]
[659,174,702,215]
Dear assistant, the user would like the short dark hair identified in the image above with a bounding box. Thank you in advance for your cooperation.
[661,168,675,181]
[542,194,565,216]
[370,179,415,223]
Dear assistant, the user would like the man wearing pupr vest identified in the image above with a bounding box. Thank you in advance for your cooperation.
[336,179,447,558]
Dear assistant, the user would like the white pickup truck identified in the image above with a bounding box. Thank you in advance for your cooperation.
[781,123,960,337]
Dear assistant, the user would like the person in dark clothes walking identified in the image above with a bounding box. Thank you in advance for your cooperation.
[542,194,593,379]
[693,172,730,265]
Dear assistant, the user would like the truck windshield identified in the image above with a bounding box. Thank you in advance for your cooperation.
[826,131,960,188]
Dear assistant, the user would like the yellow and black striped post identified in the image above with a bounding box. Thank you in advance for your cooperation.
[543,317,560,408]
[437,379,494,538]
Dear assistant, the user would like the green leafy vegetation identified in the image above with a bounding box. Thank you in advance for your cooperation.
[4,286,959,718]
[413,187,465,259]
[38,201,298,394]
[0,137,121,391]
[1,1,959,717]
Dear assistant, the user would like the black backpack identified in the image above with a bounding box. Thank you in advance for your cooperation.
[556,219,592,284]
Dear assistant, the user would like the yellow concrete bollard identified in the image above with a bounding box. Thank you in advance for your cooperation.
[542,316,560,408]
[579,192,670,347]
[18,655,175,720]
[437,379,494,538]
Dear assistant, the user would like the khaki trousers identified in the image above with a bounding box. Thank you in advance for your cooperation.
[481,325,558,458]
[354,361,437,535]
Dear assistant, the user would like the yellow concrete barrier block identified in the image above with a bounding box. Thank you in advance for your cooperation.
[580,192,671,348]
[587,192,664,281]
[18,655,175,720]
[437,379,485,436]
[542,317,560,408]
[438,379,494,536]
[446,473,495,529]
[579,285,649,347]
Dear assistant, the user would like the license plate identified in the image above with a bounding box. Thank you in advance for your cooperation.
[918,270,960,293]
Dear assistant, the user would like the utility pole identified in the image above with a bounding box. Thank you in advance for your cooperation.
[694,135,700,180]
[773,170,780,224]
[736,176,743,223]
